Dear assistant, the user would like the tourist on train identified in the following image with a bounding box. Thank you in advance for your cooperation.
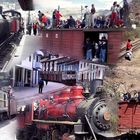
[67,16,76,28]
[90,4,96,28]
[110,1,118,27]
[55,10,62,27]
[116,4,122,19]
[84,38,92,60]
[41,14,48,27]
[94,16,101,28]
[123,92,131,101]
[100,16,106,28]
[52,9,57,28]
[94,42,100,59]
[38,11,44,22]
[99,36,107,63]
[84,6,91,28]
[122,0,130,27]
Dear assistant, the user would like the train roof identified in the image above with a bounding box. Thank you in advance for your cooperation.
[43,28,129,33]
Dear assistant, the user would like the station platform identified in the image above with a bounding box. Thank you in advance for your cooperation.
[13,82,68,105]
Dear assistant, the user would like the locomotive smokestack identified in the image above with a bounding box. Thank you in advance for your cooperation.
[0,6,2,15]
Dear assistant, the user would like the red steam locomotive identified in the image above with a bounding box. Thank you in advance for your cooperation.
[16,85,140,140]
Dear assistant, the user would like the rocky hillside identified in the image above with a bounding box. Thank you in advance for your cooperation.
[104,47,140,95]
[130,0,140,24]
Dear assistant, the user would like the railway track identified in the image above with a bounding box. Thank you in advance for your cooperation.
[0,32,23,71]
[119,39,140,58]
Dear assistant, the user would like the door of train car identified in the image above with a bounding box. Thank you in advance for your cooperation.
[118,101,140,133]
[84,31,108,63]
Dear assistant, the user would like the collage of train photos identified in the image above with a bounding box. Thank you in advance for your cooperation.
[0,0,140,140]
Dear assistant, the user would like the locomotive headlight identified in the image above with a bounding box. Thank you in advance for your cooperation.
[103,111,111,121]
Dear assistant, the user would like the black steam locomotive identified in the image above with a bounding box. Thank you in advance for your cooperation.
[0,7,23,44]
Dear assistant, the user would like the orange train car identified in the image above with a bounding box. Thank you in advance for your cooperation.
[118,101,140,135]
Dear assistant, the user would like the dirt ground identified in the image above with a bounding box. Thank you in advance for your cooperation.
[105,47,140,94]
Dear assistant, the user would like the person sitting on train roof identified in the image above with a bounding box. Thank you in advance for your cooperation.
[38,11,44,22]
[67,16,76,28]
[123,92,131,101]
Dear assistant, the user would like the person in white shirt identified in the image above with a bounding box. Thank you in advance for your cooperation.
[110,1,117,27]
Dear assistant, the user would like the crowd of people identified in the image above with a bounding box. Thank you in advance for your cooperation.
[26,0,131,35]
[123,91,140,102]
[83,36,107,63]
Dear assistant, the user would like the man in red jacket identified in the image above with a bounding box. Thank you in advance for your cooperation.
[125,39,133,61]
[55,10,62,27]
[126,39,132,51]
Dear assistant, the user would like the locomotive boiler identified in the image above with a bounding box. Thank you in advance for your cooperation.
[17,86,115,140]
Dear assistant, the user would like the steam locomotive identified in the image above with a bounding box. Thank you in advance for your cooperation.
[16,83,140,140]
[16,85,118,140]
[0,7,23,44]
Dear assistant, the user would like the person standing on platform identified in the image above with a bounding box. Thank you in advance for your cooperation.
[33,22,38,35]
[38,78,44,93]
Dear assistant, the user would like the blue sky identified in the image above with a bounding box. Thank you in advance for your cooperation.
[34,0,125,10]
